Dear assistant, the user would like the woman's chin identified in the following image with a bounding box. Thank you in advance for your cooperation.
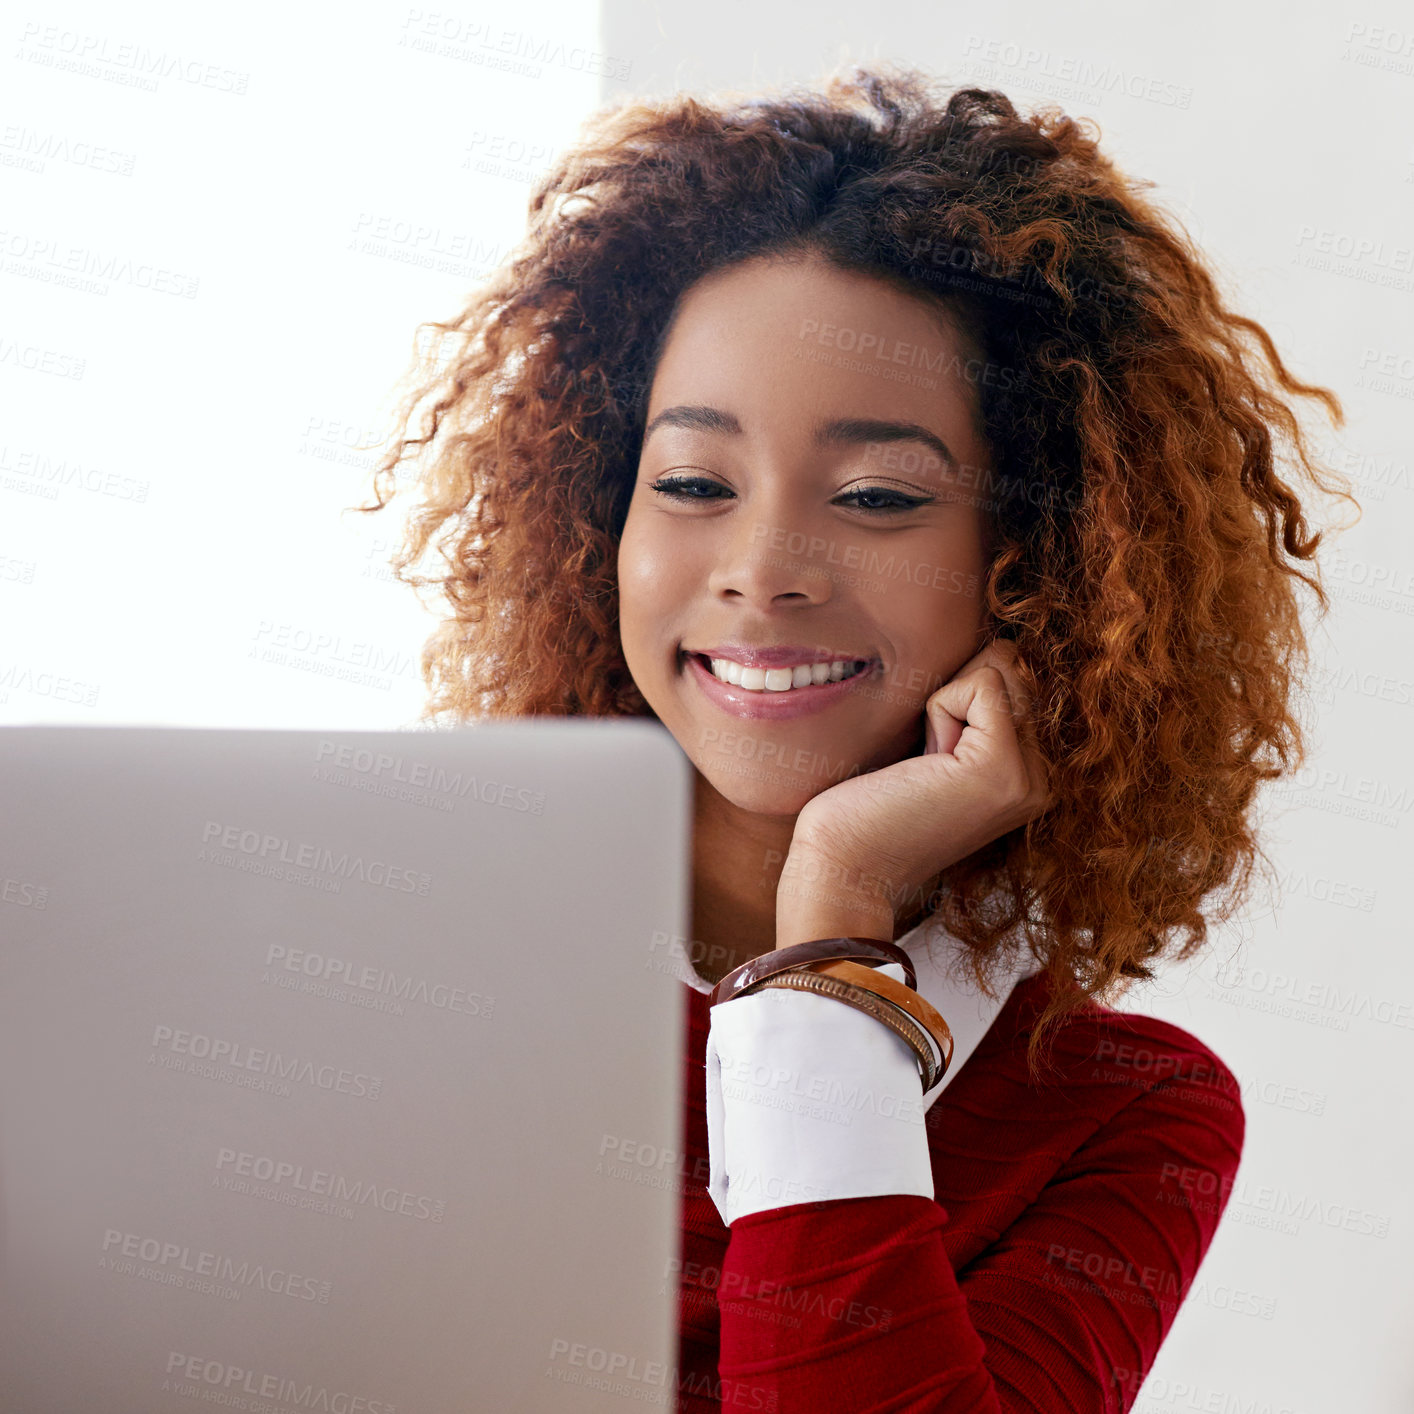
[693,761,822,817]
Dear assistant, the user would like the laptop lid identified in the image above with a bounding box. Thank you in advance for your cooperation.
[0,721,692,1414]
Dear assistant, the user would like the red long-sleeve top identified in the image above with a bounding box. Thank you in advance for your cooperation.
[672,965,1246,1412]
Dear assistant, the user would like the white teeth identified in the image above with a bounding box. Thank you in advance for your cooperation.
[705,656,868,692]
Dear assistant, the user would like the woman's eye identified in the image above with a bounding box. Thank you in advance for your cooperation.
[649,476,729,502]
[648,476,931,514]
[841,487,932,513]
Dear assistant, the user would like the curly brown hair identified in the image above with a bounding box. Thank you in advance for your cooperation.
[352,62,1359,1077]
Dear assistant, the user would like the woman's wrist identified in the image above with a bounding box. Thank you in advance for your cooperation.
[775,837,898,952]
[774,890,896,953]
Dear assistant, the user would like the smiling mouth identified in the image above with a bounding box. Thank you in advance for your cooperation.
[678,649,876,693]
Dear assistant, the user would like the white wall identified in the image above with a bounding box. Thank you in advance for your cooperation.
[594,3,1414,1409]
[1,0,605,729]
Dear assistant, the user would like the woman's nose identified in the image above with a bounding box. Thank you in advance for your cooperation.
[706,508,837,606]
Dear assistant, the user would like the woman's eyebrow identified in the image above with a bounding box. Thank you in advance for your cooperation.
[642,405,957,476]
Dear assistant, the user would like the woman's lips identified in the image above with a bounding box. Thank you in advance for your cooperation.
[678,650,879,721]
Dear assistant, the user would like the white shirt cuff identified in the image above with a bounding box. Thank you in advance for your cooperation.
[704,963,933,1227]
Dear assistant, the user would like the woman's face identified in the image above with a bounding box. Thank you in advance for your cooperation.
[617,251,997,815]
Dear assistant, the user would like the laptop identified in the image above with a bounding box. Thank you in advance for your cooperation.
[0,721,693,1414]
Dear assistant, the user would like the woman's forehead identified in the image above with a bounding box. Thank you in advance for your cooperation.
[641,258,989,473]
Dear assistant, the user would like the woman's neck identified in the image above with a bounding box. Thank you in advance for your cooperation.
[685,769,949,985]
[687,773,797,985]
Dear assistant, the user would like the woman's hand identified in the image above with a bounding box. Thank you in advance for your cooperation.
[776,639,1053,949]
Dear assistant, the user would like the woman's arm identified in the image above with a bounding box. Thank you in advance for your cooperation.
[704,965,937,1226]
[709,1003,1245,1413]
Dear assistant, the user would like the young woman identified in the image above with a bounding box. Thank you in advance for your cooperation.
[358,64,1356,1412]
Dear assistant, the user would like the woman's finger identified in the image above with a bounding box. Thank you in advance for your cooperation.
[928,664,1018,757]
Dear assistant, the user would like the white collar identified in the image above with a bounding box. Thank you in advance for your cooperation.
[673,913,1041,1106]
